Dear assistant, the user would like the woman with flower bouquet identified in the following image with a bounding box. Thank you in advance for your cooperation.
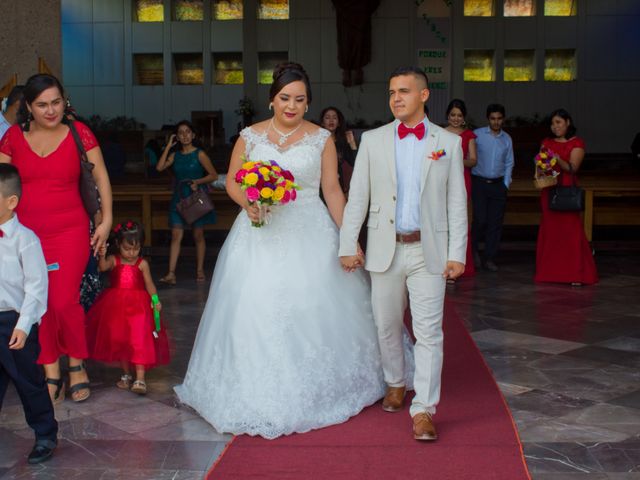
[534,109,598,285]
[175,63,407,439]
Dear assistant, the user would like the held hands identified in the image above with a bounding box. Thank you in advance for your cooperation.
[91,222,111,257]
[442,261,465,280]
[9,328,27,350]
[340,244,365,272]
[150,301,162,312]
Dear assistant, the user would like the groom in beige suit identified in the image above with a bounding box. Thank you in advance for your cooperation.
[339,67,467,441]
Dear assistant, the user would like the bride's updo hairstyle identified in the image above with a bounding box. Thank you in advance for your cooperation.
[269,62,313,105]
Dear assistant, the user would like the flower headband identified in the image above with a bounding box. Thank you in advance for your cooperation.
[113,220,135,234]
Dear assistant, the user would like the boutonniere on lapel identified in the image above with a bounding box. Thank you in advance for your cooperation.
[429,149,446,161]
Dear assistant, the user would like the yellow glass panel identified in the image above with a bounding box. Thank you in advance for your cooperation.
[258,52,287,84]
[464,0,494,16]
[545,49,576,81]
[504,0,534,16]
[136,0,164,22]
[175,53,204,84]
[464,50,494,81]
[174,0,204,21]
[214,54,244,84]
[134,54,164,85]
[213,0,243,20]
[258,0,289,20]
[504,50,535,81]
[544,0,577,16]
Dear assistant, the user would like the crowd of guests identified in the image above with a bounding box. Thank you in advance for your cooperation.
[0,70,599,464]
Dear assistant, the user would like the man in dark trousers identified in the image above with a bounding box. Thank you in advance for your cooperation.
[471,104,514,272]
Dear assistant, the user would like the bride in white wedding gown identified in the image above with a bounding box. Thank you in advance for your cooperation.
[175,63,411,439]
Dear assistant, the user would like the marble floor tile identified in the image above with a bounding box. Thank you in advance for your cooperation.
[597,336,640,353]
[92,401,197,435]
[518,419,631,443]
[524,442,603,474]
[561,346,640,369]
[162,441,226,470]
[471,329,586,354]
[497,382,534,396]
[136,417,230,442]
[558,404,640,436]
[505,390,596,418]
[607,390,640,410]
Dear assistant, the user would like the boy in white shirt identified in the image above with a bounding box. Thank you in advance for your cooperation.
[0,163,57,464]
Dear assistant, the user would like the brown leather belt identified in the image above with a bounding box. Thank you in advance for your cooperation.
[395,231,421,243]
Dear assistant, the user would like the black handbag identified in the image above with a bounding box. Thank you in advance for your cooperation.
[176,182,215,224]
[548,165,585,212]
[68,121,101,217]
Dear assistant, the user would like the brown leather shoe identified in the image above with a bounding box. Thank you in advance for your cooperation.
[412,412,438,441]
[382,386,406,412]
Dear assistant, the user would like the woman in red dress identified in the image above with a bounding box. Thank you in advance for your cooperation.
[0,74,113,403]
[534,109,598,285]
[445,99,477,279]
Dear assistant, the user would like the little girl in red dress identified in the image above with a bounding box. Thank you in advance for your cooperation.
[87,221,169,394]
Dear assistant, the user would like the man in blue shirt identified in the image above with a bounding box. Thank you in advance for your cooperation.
[471,104,514,272]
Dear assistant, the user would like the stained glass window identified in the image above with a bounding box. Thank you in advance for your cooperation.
[504,0,534,17]
[544,49,576,81]
[464,0,494,17]
[214,53,243,84]
[258,0,289,20]
[504,50,535,81]
[135,0,164,22]
[464,50,495,81]
[134,54,164,85]
[173,0,204,21]
[544,0,577,16]
[174,53,204,84]
[213,0,243,20]
[258,52,288,84]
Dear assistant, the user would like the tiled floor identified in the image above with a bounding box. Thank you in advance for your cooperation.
[1,247,639,479]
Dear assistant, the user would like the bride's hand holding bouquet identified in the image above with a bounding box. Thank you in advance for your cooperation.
[235,157,300,227]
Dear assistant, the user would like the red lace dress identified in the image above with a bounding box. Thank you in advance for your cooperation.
[87,256,170,368]
[534,137,598,284]
[459,129,477,277]
[0,122,95,363]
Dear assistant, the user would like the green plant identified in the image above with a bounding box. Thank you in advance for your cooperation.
[87,115,146,131]
[235,96,256,118]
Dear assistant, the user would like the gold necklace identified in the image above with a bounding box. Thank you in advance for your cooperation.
[270,119,303,146]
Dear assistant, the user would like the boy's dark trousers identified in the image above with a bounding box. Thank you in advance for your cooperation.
[0,311,57,447]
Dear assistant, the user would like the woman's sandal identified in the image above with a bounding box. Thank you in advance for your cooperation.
[196,270,206,282]
[116,374,133,390]
[46,378,65,406]
[159,272,176,286]
[68,364,91,402]
[131,380,147,395]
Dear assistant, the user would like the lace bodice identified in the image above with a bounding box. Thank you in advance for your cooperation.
[240,127,331,202]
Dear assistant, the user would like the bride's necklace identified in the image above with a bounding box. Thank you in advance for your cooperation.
[270,119,303,146]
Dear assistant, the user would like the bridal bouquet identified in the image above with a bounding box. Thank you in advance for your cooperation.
[533,146,560,189]
[234,158,300,227]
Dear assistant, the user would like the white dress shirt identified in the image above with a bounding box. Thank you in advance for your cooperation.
[0,214,48,334]
[394,117,428,234]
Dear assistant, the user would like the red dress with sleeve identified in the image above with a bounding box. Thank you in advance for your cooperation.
[0,122,95,363]
[87,256,170,368]
[534,137,598,284]
[459,129,477,277]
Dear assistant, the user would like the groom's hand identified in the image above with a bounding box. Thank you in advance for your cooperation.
[443,261,465,280]
[340,255,363,272]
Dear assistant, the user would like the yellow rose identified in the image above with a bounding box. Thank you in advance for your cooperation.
[260,187,274,199]
[536,161,542,167]
[550,159,557,166]
[273,186,285,201]
[259,167,270,177]
[272,166,282,172]
[285,180,293,189]
[244,172,259,185]
[540,153,547,160]
[242,161,256,170]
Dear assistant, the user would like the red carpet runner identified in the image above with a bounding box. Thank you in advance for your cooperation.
[207,302,531,479]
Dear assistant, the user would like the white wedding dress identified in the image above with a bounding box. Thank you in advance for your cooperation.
[175,127,412,439]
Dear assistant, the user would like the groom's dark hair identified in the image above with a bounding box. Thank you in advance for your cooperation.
[389,67,429,89]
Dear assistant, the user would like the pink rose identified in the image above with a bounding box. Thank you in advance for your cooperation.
[291,189,297,201]
[246,187,260,202]
[235,169,247,183]
[282,190,291,204]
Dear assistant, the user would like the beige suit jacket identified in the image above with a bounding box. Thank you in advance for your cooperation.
[339,121,468,274]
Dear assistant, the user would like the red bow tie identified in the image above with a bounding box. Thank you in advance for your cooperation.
[398,122,425,140]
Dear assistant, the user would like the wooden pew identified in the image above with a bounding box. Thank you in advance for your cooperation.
[112,173,640,247]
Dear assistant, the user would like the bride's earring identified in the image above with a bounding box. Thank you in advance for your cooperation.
[269,103,273,111]
[305,106,309,113]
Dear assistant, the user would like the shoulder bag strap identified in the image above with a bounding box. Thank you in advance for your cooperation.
[68,121,90,164]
